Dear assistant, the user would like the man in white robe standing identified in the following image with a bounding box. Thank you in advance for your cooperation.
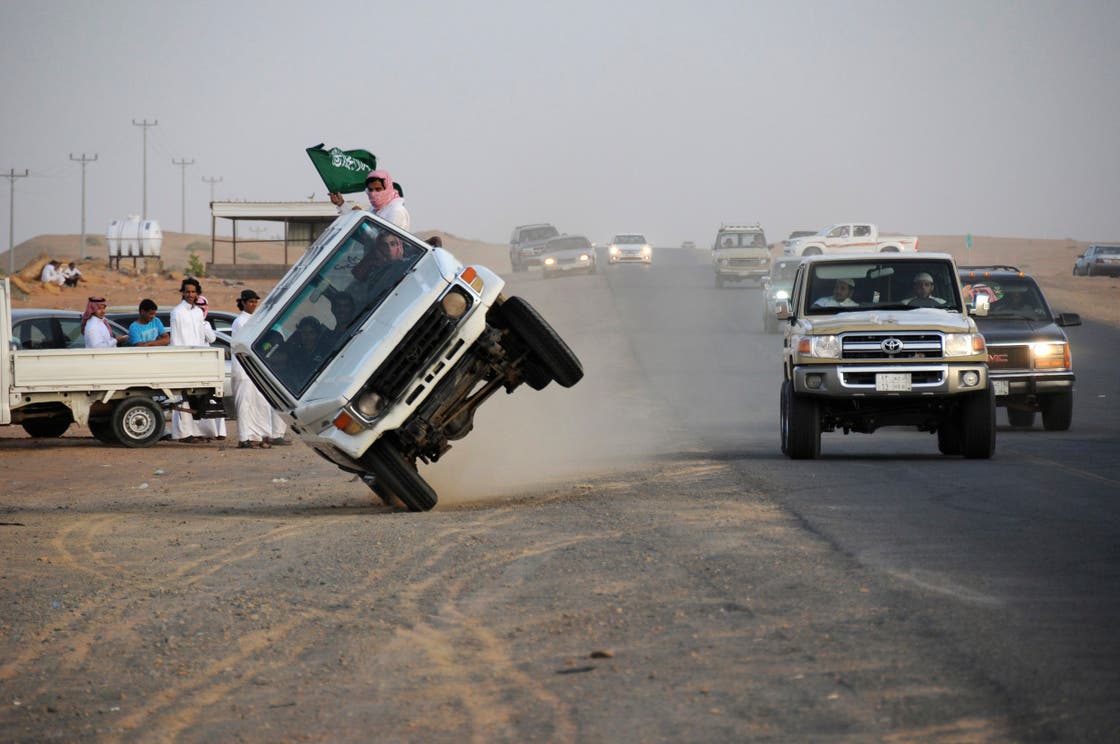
[170,277,217,442]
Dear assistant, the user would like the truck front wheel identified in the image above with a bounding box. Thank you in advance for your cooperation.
[959,389,996,459]
[782,383,820,459]
[363,439,437,512]
[1040,392,1073,431]
[500,296,584,388]
[112,396,164,448]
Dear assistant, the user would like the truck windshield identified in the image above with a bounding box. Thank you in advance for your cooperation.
[717,232,766,248]
[250,218,427,396]
[807,261,961,314]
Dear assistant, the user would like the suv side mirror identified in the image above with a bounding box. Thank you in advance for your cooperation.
[1057,312,1081,327]
[775,299,792,320]
[971,294,990,317]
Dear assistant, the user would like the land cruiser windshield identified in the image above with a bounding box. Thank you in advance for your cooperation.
[716,231,766,248]
[806,261,961,314]
[251,217,427,396]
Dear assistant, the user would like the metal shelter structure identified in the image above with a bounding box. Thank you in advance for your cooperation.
[209,201,339,268]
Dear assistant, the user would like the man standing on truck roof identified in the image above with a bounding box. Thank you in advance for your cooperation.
[169,278,217,443]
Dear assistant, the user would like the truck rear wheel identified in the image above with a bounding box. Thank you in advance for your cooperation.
[21,413,73,439]
[88,416,118,444]
[1040,392,1073,431]
[364,439,437,512]
[782,383,820,459]
[1006,408,1036,428]
[959,389,995,459]
[500,296,584,388]
[112,396,164,448]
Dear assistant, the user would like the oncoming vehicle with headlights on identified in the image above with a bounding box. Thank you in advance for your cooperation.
[541,235,597,278]
[762,256,802,334]
[232,211,583,511]
[776,253,994,459]
[607,233,653,265]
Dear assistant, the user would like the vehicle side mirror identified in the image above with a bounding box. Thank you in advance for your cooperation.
[1057,312,1081,327]
[775,300,792,320]
[971,294,990,317]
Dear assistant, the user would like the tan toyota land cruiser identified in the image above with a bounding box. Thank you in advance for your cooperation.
[776,253,995,459]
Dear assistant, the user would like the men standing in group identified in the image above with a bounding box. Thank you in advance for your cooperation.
[170,278,217,443]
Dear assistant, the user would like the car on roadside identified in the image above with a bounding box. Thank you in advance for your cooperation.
[781,230,816,253]
[541,235,597,278]
[761,256,802,333]
[959,265,1079,430]
[607,233,653,265]
[10,308,128,350]
[1072,244,1120,277]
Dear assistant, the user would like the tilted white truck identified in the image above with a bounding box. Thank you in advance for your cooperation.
[783,223,919,256]
[1,278,227,447]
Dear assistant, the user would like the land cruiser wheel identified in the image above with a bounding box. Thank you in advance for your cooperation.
[21,413,73,439]
[784,384,820,459]
[959,389,996,459]
[779,381,791,455]
[1006,408,1037,428]
[111,396,164,448]
[88,416,118,444]
[365,439,437,512]
[937,423,962,455]
[1040,392,1073,431]
[500,296,584,388]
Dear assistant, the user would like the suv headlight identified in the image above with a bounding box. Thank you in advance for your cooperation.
[944,333,985,357]
[641,245,652,256]
[609,245,619,255]
[1032,342,1069,369]
[795,335,841,359]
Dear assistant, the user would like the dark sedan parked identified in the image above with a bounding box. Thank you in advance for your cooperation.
[959,266,1080,430]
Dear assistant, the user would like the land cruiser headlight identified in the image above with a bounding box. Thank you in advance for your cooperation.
[543,257,556,266]
[944,333,985,356]
[440,288,471,319]
[609,246,620,256]
[355,389,385,417]
[796,335,840,359]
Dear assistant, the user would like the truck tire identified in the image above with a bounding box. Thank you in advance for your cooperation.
[1006,408,1036,428]
[1040,392,1073,431]
[111,396,165,448]
[959,389,995,459]
[783,383,820,459]
[937,423,962,455]
[88,416,118,444]
[500,296,584,388]
[779,380,791,455]
[364,439,437,512]
[21,413,73,438]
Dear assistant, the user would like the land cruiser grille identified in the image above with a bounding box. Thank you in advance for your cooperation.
[727,257,768,267]
[369,303,459,400]
[842,333,943,360]
[986,344,1030,371]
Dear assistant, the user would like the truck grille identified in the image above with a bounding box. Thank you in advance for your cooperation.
[842,333,943,360]
[369,302,460,400]
[727,257,768,267]
[986,344,1030,371]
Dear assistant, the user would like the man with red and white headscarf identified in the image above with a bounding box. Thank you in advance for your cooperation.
[329,169,410,231]
[81,296,127,348]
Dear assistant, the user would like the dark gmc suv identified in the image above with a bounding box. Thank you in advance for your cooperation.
[959,266,1080,430]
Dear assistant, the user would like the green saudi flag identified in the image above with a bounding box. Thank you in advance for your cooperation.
[306,143,377,194]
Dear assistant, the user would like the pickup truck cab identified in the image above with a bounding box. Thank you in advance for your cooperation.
[783,223,918,257]
[776,253,994,459]
[232,210,583,511]
[2,278,226,447]
[712,224,769,287]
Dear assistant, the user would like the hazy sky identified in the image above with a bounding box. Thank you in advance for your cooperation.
[2,0,1118,251]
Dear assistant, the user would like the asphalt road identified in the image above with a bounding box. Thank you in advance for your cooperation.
[2,248,1117,742]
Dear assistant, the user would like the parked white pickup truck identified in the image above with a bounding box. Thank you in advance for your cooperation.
[783,223,919,256]
[1,278,227,447]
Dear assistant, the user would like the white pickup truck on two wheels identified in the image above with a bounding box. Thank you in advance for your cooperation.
[1,278,227,447]
[231,211,583,512]
[783,223,919,257]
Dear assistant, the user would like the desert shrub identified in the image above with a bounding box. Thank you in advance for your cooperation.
[187,251,206,278]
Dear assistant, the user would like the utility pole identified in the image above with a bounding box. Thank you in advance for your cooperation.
[172,157,195,233]
[4,168,30,275]
[69,153,98,259]
[202,175,223,205]
[132,119,158,219]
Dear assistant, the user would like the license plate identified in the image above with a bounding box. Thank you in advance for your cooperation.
[992,379,1009,396]
[876,373,912,392]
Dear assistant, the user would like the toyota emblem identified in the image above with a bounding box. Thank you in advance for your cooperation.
[881,337,904,354]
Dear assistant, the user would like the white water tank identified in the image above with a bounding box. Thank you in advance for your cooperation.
[106,216,162,258]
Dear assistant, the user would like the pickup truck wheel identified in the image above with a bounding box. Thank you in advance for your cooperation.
[21,413,73,439]
[365,439,437,512]
[1040,392,1073,431]
[959,389,996,459]
[937,423,962,455]
[784,384,820,459]
[500,296,584,388]
[779,381,791,455]
[88,416,118,444]
[1006,408,1036,428]
[523,358,552,391]
[111,396,164,448]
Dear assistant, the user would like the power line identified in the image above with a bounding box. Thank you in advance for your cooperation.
[172,157,195,233]
[202,175,223,204]
[69,153,98,259]
[4,168,30,274]
[132,119,158,219]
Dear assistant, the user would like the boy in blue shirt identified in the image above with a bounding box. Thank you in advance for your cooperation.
[128,299,170,347]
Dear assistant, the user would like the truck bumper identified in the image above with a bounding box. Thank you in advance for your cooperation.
[792,363,989,397]
[989,371,1075,402]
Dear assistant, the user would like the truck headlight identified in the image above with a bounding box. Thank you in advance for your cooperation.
[944,333,985,356]
[355,389,385,417]
[578,253,590,263]
[1032,342,1069,369]
[609,246,619,256]
[641,245,652,256]
[543,257,556,266]
[796,335,840,359]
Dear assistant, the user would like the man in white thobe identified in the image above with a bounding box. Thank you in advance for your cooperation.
[169,278,216,441]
